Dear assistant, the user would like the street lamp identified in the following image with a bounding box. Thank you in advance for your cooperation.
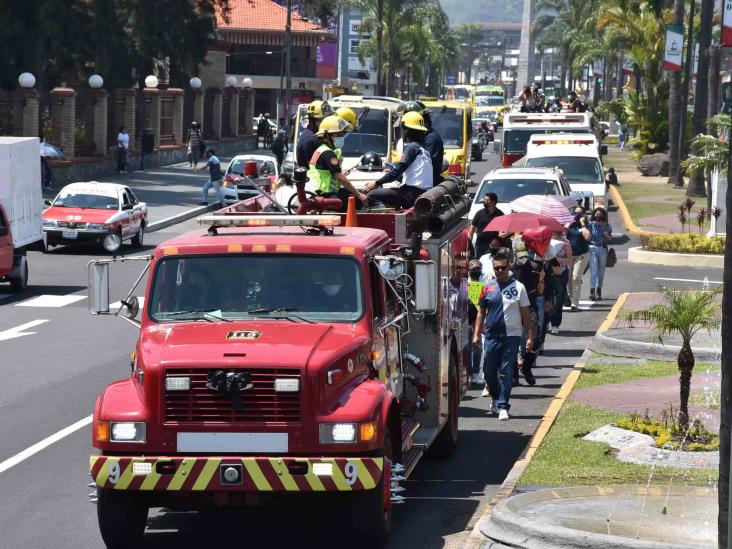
[88,74,104,89]
[189,77,202,89]
[242,77,253,89]
[225,75,237,87]
[18,72,35,88]
[144,75,159,88]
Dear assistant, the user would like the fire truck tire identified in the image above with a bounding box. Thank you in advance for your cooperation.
[350,429,393,547]
[427,358,458,458]
[131,223,144,247]
[97,488,148,548]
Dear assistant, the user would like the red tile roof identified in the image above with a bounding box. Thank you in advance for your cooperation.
[218,0,326,33]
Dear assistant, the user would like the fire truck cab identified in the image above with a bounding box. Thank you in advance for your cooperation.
[87,194,470,547]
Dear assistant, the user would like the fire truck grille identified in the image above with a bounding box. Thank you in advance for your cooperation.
[163,368,301,423]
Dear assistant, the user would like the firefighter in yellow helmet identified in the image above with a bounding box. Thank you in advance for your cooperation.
[296,100,333,169]
[335,107,358,129]
[308,115,368,210]
[364,111,433,209]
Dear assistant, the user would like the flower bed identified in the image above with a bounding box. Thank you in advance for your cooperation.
[616,414,719,452]
[640,233,725,255]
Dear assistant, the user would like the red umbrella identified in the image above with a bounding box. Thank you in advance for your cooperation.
[483,212,565,233]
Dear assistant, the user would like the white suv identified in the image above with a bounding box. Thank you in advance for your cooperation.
[469,167,573,221]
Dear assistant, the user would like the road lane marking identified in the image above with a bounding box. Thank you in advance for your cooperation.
[0,415,92,475]
[16,295,86,308]
[0,320,49,341]
[654,277,722,285]
[563,300,595,311]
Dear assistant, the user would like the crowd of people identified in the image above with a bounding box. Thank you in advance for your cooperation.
[517,85,588,114]
[468,196,612,421]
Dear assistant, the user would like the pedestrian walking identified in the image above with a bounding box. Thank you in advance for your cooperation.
[618,121,627,151]
[271,130,288,170]
[116,126,129,174]
[257,116,271,150]
[587,207,612,301]
[186,122,203,169]
[566,206,591,311]
[548,230,572,334]
[467,259,485,386]
[469,192,505,259]
[513,242,543,386]
[198,148,225,206]
[473,248,533,421]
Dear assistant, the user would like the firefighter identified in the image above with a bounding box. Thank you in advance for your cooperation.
[335,106,358,129]
[398,100,444,185]
[364,111,433,210]
[308,115,368,210]
[296,100,333,169]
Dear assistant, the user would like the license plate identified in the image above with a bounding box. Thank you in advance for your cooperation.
[62,230,78,240]
[177,432,288,453]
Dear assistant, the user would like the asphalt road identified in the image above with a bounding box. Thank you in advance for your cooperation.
[0,145,722,549]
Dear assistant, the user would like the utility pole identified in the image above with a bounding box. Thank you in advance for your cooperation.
[675,0,696,188]
[722,99,732,549]
[668,0,685,185]
[285,0,292,130]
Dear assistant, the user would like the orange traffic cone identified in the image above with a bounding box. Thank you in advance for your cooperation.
[345,196,358,227]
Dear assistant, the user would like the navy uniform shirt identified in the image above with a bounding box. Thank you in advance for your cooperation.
[424,128,444,183]
[296,128,319,168]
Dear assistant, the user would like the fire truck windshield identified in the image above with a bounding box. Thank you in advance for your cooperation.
[149,255,364,323]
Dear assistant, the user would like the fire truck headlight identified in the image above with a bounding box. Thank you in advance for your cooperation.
[165,376,191,391]
[319,423,357,443]
[110,422,146,443]
[274,378,299,392]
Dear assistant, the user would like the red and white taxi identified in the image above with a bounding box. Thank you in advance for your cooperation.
[43,182,147,253]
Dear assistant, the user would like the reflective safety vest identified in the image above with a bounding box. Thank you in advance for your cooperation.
[307,145,342,194]
[403,145,433,190]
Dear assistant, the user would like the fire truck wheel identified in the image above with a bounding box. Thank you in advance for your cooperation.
[97,488,148,548]
[427,357,458,458]
[350,429,393,547]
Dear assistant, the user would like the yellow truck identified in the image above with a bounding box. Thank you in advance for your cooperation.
[420,98,473,180]
[474,85,505,126]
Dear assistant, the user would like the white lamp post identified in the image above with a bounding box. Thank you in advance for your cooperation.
[144,75,159,89]
[242,77,253,89]
[189,77,202,89]
[88,74,104,89]
[225,75,237,87]
[18,72,36,88]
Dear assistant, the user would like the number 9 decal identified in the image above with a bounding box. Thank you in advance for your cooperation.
[344,461,358,486]
[108,460,120,485]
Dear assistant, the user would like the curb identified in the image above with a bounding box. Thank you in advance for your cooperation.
[463,293,631,548]
[590,330,721,363]
[627,246,724,268]
[608,185,663,238]
[147,203,219,233]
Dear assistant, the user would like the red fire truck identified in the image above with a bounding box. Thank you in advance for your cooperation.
[86,183,471,547]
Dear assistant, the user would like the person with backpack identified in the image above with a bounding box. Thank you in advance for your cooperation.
[186,121,203,169]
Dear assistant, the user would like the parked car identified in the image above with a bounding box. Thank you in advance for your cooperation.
[43,182,147,253]
[469,167,573,222]
[222,154,279,204]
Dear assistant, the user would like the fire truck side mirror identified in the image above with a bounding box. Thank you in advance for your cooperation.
[88,260,110,315]
[413,261,437,314]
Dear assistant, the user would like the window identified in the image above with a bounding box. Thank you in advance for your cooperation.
[475,179,560,203]
[122,192,131,207]
[525,156,603,183]
[349,39,361,55]
[430,108,465,148]
[53,193,118,210]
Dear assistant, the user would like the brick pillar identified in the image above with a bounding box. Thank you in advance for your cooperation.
[227,87,240,136]
[14,88,39,137]
[118,89,136,152]
[144,88,161,150]
[167,88,184,144]
[192,89,204,130]
[210,88,222,139]
[51,87,77,158]
[91,89,108,156]
[243,89,254,134]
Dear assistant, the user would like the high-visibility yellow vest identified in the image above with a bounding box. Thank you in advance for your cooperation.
[307,144,342,194]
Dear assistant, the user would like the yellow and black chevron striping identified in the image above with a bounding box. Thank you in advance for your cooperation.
[90,456,383,492]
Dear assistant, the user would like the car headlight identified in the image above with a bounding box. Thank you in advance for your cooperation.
[223,179,238,188]
[43,220,58,228]
[110,422,146,443]
[318,422,376,444]
[86,223,109,230]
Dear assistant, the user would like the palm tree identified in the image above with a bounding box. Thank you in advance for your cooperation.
[625,288,721,431]
[666,0,685,186]
[455,23,483,85]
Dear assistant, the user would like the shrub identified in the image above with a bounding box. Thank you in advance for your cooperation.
[640,233,725,255]
[616,415,718,451]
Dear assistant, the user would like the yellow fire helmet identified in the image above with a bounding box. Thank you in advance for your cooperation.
[316,115,353,137]
[400,111,428,132]
[335,107,358,128]
[306,100,333,119]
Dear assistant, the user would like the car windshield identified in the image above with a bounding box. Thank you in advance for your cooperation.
[475,95,503,107]
[475,179,560,203]
[431,108,464,148]
[228,159,277,177]
[149,255,363,323]
[525,156,603,183]
[338,133,388,157]
[54,192,118,209]
[504,128,591,153]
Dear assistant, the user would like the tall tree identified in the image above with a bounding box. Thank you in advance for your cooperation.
[686,0,714,197]
[667,0,685,185]
[456,23,483,85]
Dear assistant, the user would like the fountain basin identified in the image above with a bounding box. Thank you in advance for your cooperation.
[480,485,717,548]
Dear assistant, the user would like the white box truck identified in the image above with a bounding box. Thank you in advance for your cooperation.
[0,137,46,291]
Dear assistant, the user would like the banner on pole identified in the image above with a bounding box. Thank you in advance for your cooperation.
[663,24,684,71]
[724,1,732,46]
[693,43,699,78]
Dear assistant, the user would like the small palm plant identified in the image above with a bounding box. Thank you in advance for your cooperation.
[624,288,721,431]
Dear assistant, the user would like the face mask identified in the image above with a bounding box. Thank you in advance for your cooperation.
[484,203,492,210]
[323,285,340,296]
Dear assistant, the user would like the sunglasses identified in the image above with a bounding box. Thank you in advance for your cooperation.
[493,265,509,271]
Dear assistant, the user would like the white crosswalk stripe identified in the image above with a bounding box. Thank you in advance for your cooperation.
[15,295,86,308]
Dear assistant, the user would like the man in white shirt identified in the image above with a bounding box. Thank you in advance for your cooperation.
[117,126,129,174]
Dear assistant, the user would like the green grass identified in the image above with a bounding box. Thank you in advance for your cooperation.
[689,389,720,410]
[519,401,717,486]
[519,359,721,486]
